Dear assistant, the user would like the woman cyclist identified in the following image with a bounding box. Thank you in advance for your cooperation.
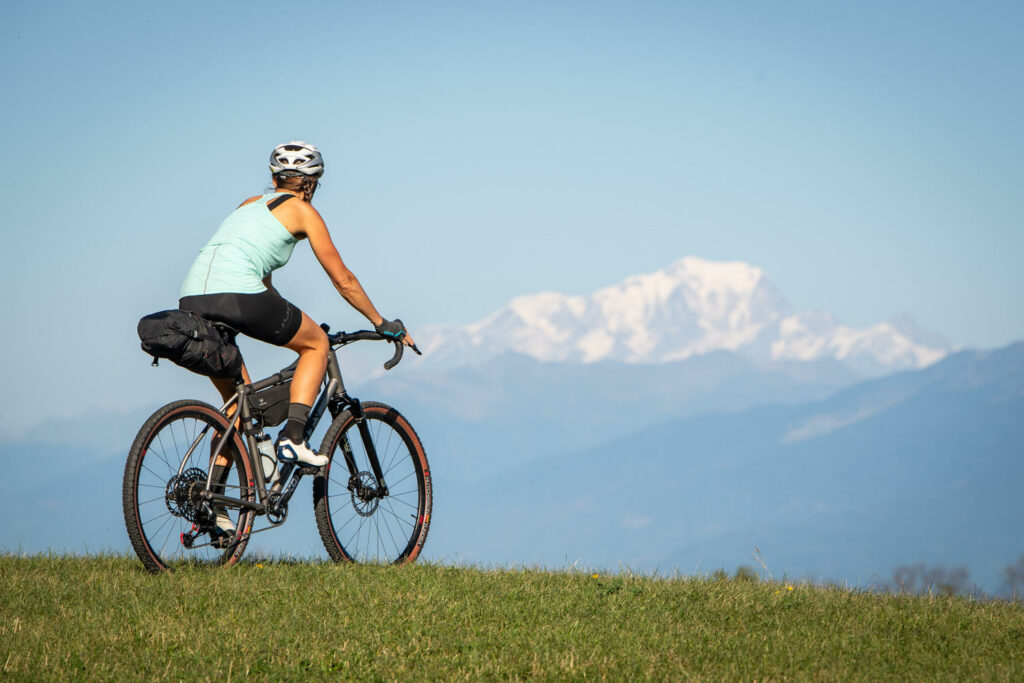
[179,141,415,476]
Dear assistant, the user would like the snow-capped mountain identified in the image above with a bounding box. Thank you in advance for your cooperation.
[418,256,952,375]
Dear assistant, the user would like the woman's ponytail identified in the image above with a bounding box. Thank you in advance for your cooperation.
[272,173,320,202]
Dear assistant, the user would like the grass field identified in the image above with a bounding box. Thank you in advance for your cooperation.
[2,555,1022,680]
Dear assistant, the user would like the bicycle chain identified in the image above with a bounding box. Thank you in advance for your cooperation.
[180,521,285,551]
[180,491,289,551]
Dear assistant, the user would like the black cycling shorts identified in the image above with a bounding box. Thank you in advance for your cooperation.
[179,289,303,347]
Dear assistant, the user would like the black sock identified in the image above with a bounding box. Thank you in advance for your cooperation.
[210,463,228,496]
[283,403,312,443]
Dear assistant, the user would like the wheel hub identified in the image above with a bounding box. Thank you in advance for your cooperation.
[349,471,381,516]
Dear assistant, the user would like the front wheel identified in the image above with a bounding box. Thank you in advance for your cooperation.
[313,402,432,564]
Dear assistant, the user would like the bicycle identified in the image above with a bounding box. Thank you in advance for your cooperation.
[122,324,431,573]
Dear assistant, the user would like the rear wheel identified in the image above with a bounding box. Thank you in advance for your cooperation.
[122,400,255,573]
[314,402,431,564]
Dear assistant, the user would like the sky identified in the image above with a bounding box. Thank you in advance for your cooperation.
[1,0,1022,433]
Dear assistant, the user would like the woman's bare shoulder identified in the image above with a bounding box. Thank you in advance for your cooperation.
[276,197,324,221]
[269,196,326,238]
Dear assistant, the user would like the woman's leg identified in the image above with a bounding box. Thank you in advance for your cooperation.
[271,312,329,453]
[208,368,250,537]
[211,365,253,407]
[209,364,251,468]
[282,312,329,407]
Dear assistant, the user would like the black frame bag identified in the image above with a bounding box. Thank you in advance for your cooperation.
[138,309,243,379]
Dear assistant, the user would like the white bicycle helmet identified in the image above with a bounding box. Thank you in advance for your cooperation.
[269,141,324,177]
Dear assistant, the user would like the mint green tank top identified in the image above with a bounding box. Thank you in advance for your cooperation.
[180,193,299,297]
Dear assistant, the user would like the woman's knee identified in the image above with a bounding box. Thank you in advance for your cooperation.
[286,315,329,355]
[308,326,329,355]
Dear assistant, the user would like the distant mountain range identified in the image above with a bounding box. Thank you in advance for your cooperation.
[417,257,953,376]
[6,343,1018,593]
[423,342,1024,593]
[367,351,863,481]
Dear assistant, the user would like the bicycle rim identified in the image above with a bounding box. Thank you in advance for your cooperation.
[314,403,431,564]
[123,401,254,572]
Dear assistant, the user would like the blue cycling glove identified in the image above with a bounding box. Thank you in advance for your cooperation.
[375,318,407,341]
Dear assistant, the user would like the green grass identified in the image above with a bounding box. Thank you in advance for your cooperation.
[2,555,1023,680]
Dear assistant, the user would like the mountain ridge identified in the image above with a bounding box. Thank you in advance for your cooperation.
[417,256,952,375]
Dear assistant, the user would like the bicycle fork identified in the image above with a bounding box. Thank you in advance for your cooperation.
[341,398,390,497]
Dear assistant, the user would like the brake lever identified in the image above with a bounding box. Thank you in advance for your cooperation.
[410,343,422,356]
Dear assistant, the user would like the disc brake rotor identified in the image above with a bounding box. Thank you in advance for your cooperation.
[349,471,380,517]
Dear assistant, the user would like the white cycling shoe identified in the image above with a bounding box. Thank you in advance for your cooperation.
[214,510,235,534]
[276,436,328,468]
[209,509,235,548]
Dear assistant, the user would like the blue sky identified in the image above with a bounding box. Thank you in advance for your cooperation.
[1,1,1021,432]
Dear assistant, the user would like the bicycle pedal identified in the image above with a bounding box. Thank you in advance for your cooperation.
[209,528,234,549]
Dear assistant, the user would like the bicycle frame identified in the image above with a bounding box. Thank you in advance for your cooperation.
[172,335,392,523]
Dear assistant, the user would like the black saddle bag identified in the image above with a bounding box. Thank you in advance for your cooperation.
[138,309,243,379]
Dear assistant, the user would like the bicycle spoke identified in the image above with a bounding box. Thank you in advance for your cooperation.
[381,428,396,472]
[157,518,177,557]
[385,470,415,489]
[168,426,182,471]
[153,432,174,472]
[387,486,418,498]
[333,509,361,534]
[151,443,175,474]
[139,493,170,506]
[386,495,417,511]
[353,514,370,549]
[379,503,402,551]
[140,460,168,482]
[380,502,413,531]
[141,509,174,529]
